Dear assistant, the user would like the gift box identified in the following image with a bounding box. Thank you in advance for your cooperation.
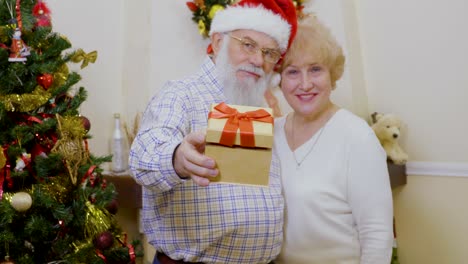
[205,102,274,186]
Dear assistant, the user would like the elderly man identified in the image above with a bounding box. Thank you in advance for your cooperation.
[129,0,297,263]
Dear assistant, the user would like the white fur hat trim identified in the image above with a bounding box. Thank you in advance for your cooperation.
[209,5,291,52]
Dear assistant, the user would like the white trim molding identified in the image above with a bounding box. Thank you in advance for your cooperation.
[406,162,468,177]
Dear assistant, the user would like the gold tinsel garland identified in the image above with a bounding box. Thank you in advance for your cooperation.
[0,47,97,113]
[0,86,51,112]
[41,176,72,204]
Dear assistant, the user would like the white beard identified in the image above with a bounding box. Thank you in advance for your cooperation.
[216,38,272,107]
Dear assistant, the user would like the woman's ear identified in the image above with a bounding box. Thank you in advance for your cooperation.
[210,32,224,56]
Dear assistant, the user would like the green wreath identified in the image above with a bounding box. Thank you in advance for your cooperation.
[186,0,308,38]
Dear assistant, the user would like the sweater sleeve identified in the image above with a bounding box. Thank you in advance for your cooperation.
[347,131,394,264]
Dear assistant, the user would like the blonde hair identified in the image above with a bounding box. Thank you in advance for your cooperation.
[280,15,345,88]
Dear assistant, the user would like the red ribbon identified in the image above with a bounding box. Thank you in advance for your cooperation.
[16,0,22,29]
[81,165,97,186]
[117,234,136,263]
[208,102,273,148]
[95,249,108,263]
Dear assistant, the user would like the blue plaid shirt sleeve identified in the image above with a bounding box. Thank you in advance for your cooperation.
[129,81,190,191]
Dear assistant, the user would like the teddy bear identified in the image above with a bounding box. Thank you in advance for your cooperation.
[371,112,409,165]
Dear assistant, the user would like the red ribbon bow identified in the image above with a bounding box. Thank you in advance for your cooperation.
[208,102,273,148]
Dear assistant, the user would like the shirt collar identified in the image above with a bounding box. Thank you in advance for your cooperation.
[200,55,224,96]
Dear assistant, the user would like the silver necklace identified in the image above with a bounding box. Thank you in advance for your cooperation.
[291,115,327,169]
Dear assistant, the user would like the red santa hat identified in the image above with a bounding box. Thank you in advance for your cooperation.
[209,0,298,53]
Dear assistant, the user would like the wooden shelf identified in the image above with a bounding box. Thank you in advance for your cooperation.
[387,161,407,189]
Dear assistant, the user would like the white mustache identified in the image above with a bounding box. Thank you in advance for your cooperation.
[236,65,265,77]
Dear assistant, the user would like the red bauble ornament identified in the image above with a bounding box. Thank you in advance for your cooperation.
[37,74,53,89]
[81,116,91,132]
[105,198,119,215]
[93,231,114,251]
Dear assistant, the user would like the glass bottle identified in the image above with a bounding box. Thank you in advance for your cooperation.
[111,113,128,173]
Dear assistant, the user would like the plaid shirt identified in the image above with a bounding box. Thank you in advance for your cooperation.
[129,56,283,264]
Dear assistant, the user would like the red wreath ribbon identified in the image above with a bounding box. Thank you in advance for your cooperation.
[208,102,273,148]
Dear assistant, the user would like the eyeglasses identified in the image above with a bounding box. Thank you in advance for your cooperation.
[228,34,282,64]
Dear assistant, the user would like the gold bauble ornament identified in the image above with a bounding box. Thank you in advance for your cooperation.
[10,192,33,212]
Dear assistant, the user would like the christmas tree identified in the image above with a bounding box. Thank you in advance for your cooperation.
[0,1,139,263]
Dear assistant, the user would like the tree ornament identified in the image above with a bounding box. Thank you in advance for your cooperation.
[10,192,33,212]
[93,231,114,251]
[33,1,52,28]
[71,49,98,69]
[14,153,31,172]
[54,92,73,105]
[36,74,54,89]
[8,28,30,62]
[105,198,119,215]
[80,116,91,132]
[51,115,88,185]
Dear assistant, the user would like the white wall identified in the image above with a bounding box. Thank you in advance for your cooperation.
[355,0,468,162]
[150,1,210,97]
[123,0,152,132]
[49,0,125,157]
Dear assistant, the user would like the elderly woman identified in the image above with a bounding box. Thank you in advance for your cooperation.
[274,15,394,264]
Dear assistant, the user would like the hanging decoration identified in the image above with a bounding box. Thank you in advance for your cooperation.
[7,0,31,62]
[32,0,52,28]
[36,73,54,89]
[51,114,89,185]
[71,49,98,69]
[9,191,33,212]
